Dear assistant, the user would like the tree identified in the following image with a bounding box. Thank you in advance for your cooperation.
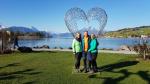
[133,38,150,60]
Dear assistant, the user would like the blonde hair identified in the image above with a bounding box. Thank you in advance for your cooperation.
[75,32,81,39]
[91,34,96,39]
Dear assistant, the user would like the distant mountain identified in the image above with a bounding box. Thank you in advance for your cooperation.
[51,27,101,38]
[40,31,52,38]
[1,26,52,37]
[51,32,72,38]
[6,26,39,33]
[79,27,100,35]
[58,33,72,37]
[31,26,39,32]
[0,25,6,29]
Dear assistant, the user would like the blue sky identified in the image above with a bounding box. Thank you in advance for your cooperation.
[0,0,150,33]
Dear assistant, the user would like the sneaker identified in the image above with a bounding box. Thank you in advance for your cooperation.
[80,68,84,72]
[75,69,81,73]
[84,69,88,73]
[94,69,98,73]
[88,70,94,74]
[74,69,78,73]
[77,69,81,72]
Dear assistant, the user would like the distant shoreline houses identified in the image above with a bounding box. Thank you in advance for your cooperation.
[104,35,149,38]
[104,26,150,38]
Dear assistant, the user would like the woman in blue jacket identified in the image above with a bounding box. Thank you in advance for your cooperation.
[88,34,99,72]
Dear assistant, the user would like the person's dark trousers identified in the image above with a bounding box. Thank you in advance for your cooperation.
[88,60,92,70]
[75,52,82,69]
[82,52,89,72]
[91,52,98,72]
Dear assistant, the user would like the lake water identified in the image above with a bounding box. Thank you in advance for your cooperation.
[18,38,150,50]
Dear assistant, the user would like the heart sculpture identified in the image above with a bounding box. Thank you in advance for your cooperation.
[64,7,107,37]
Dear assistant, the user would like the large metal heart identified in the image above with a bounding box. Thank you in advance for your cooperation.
[64,7,107,37]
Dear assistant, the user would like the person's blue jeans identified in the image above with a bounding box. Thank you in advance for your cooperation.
[83,52,92,71]
[82,52,87,70]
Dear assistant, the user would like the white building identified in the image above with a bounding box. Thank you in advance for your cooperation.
[141,35,148,38]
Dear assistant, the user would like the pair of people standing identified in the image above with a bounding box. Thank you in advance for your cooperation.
[72,31,99,73]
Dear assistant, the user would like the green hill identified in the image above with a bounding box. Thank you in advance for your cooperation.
[105,26,150,38]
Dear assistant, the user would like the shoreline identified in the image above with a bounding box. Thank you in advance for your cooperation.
[13,48,137,54]
[32,49,138,54]
[18,36,46,40]
[17,36,150,40]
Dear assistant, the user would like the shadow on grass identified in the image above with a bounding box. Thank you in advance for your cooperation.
[0,63,42,84]
[0,63,21,69]
[23,81,36,84]
[88,61,150,84]
[0,68,41,79]
[29,51,57,53]
[99,70,150,84]
[137,71,150,84]
[99,61,139,71]
[100,69,132,84]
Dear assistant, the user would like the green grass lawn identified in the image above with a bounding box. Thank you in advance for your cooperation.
[0,51,150,84]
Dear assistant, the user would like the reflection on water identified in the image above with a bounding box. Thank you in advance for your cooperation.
[18,38,150,50]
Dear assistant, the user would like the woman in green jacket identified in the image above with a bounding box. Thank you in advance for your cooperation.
[88,34,99,72]
[72,32,82,72]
